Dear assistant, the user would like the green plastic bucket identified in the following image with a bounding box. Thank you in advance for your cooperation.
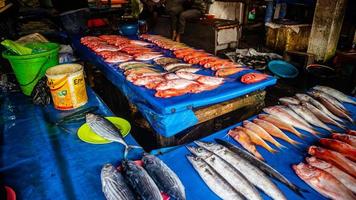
[2,43,60,96]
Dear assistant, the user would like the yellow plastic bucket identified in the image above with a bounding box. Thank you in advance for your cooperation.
[46,64,87,110]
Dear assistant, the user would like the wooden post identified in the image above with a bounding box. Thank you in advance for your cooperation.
[307,0,347,62]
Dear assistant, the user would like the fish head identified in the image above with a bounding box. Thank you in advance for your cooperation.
[85,113,100,123]
[121,160,140,173]
[142,154,159,166]
[307,90,321,98]
[194,141,224,152]
[100,163,116,183]
[186,146,212,158]
[305,157,330,169]
[292,163,319,180]
[295,93,310,101]
[307,146,321,155]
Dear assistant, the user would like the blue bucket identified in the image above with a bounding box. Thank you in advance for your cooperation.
[118,23,139,36]
[268,60,299,78]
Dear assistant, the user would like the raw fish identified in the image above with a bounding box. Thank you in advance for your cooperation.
[288,104,334,132]
[235,126,277,153]
[195,141,287,200]
[155,79,199,91]
[241,73,269,84]
[215,67,247,77]
[186,155,245,200]
[196,76,224,86]
[253,119,300,146]
[319,138,356,162]
[293,163,355,200]
[331,133,356,147]
[258,114,304,138]
[228,129,264,160]
[308,146,356,178]
[187,146,261,200]
[306,157,356,193]
[243,120,285,148]
[279,97,300,105]
[313,85,356,105]
[347,130,356,136]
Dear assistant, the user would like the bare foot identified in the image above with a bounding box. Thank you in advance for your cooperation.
[176,34,181,42]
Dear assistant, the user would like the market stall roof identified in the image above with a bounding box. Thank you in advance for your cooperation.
[0,87,143,200]
[71,36,277,137]
[155,100,356,200]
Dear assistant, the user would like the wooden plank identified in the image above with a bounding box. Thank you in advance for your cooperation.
[195,90,266,124]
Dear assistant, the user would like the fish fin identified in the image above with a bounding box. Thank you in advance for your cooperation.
[124,145,142,159]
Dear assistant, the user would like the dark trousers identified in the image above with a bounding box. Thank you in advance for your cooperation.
[166,1,202,34]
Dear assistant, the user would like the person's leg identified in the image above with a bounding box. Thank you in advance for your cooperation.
[177,9,202,42]
[166,1,184,40]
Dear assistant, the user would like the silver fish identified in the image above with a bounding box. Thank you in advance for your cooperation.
[215,139,306,198]
[86,113,141,158]
[279,97,300,105]
[186,155,244,200]
[195,141,287,200]
[287,104,333,132]
[187,146,261,200]
[313,85,356,105]
[308,90,348,114]
[295,93,345,123]
[122,160,163,200]
[142,154,186,200]
[263,106,320,136]
[301,101,346,130]
[101,164,136,200]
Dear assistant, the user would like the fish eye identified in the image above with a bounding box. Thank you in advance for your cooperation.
[197,147,203,152]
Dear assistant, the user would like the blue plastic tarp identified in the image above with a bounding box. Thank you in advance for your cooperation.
[0,87,143,200]
[155,101,356,200]
[71,36,277,137]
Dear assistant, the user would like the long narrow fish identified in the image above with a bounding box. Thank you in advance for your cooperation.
[122,160,163,200]
[301,101,346,130]
[236,126,277,153]
[187,146,262,200]
[309,90,348,112]
[228,129,264,160]
[263,106,320,136]
[195,141,287,200]
[101,164,136,200]
[216,139,306,197]
[253,118,300,146]
[306,157,356,193]
[313,85,356,105]
[186,155,244,200]
[295,93,345,123]
[279,97,300,105]
[258,114,304,138]
[308,146,356,178]
[293,163,356,200]
[243,120,285,149]
[288,104,333,132]
[86,113,141,158]
[142,154,186,200]
[316,96,354,123]
[319,138,356,162]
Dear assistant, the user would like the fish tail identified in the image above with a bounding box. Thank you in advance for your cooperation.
[123,145,142,159]
[292,129,304,138]
[273,140,287,149]
[289,139,301,146]
[290,186,308,198]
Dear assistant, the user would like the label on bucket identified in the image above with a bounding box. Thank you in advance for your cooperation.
[47,67,87,110]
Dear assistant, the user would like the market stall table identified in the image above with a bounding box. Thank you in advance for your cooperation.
[155,100,356,200]
[71,36,276,147]
[0,87,142,200]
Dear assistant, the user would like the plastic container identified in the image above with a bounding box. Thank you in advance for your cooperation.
[46,63,88,110]
[268,60,299,78]
[2,42,60,96]
[118,23,139,36]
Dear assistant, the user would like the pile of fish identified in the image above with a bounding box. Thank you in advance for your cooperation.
[227,85,355,160]
[293,130,356,200]
[101,154,185,200]
[186,140,305,200]
[140,34,250,77]
[81,35,163,63]
[120,61,225,98]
